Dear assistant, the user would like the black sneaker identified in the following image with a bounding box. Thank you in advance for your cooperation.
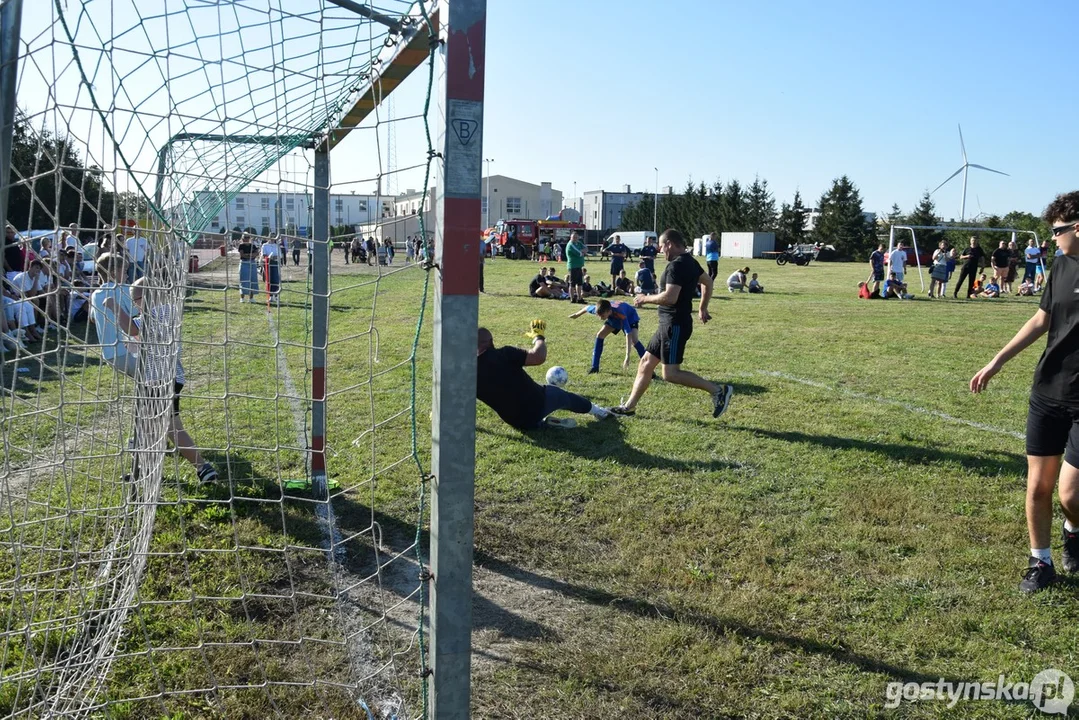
[587,367,599,374]
[197,463,220,485]
[1020,557,1057,593]
[1063,525,1079,573]
[712,384,734,419]
[608,405,635,417]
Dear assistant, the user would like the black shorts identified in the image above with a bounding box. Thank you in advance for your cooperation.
[1027,393,1079,466]
[872,268,884,282]
[610,260,624,275]
[569,267,584,284]
[646,320,692,365]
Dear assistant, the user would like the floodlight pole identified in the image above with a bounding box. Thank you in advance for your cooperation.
[430,0,485,715]
[653,167,658,234]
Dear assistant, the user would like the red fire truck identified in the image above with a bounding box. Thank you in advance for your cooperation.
[488,215,586,259]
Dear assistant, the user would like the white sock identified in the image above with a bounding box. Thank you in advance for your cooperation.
[589,404,609,418]
[1032,547,1053,564]
[1066,520,1079,533]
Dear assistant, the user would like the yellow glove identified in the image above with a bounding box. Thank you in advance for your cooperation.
[524,318,547,341]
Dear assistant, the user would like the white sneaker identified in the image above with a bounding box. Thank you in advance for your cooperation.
[589,404,610,419]
[543,417,577,429]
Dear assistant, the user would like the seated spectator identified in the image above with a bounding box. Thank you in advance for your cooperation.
[748,273,764,294]
[4,259,45,342]
[979,279,1001,298]
[581,274,596,297]
[972,273,986,295]
[614,269,632,296]
[727,266,749,292]
[528,268,553,299]
[1017,278,1035,296]
[545,267,568,294]
[635,260,656,294]
[883,272,909,299]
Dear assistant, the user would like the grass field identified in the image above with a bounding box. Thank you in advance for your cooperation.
[3,253,1077,719]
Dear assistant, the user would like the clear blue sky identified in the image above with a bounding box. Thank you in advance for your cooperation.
[478,0,1076,220]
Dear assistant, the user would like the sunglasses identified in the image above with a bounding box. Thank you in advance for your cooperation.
[1052,221,1078,238]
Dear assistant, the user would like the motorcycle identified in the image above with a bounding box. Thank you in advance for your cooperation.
[776,247,812,266]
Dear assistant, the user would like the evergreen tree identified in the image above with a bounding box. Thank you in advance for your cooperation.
[907,191,943,252]
[746,176,777,231]
[722,179,746,232]
[813,175,872,258]
[776,190,808,248]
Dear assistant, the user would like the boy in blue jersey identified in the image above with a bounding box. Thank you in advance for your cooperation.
[569,298,646,373]
[635,260,657,294]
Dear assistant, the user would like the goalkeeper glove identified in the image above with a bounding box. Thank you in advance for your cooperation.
[525,318,546,341]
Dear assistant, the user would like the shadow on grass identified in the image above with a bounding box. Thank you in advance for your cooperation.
[472,549,974,690]
[481,418,744,474]
[732,425,1025,476]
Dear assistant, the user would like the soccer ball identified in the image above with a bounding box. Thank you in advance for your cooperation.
[545,366,569,388]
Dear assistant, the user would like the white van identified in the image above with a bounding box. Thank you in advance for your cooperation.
[603,231,657,257]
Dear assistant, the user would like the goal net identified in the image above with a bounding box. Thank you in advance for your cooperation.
[1,1,442,717]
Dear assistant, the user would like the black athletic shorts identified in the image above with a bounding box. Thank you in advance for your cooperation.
[1027,392,1079,466]
[610,259,624,275]
[569,267,584,284]
[646,320,692,365]
[173,381,184,416]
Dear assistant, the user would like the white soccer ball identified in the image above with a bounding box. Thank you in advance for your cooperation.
[545,365,569,388]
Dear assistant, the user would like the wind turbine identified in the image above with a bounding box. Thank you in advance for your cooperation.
[931,125,1009,222]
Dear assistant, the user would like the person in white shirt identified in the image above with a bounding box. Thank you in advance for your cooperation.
[260,235,282,303]
[66,223,79,248]
[1023,238,1043,285]
[89,253,139,377]
[727,266,749,293]
[124,230,149,281]
[4,260,45,342]
[888,242,908,283]
[130,278,219,484]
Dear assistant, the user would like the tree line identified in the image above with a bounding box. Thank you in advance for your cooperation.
[620,175,1053,261]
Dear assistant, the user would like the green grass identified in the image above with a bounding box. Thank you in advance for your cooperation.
[2,255,1075,719]
[467,258,1072,719]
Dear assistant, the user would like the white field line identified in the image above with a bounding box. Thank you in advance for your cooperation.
[750,370,1026,441]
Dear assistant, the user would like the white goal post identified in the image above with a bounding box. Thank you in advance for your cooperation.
[888,224,1046,292]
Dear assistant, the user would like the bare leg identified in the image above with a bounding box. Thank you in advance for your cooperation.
[661,362,719,393]
[1027,454,1062,551]
[169,414,205,468]
[1057,459,1079,529]
[622,352,661,409]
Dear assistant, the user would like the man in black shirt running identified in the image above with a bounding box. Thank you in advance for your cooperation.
[971,191,1079,593]
[953,236,985,299]
[610,229,733,418]
[476,324,610,430]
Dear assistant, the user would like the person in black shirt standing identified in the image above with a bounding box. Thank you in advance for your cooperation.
[990,240,1011,291]
[971,191,1079,593]
[639,236,658,276]
[476,324,609,429]
[607,235,629,289]
[610,229,733,418]
[953,236,985,299]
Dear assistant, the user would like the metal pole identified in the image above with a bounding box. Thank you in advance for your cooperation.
[311,148,330,496]
[430,0,484,714]
[0,0,24,228]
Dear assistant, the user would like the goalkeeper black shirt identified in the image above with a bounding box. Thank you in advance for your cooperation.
[476,346,545,429]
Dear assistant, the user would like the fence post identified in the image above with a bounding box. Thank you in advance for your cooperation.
[429,0,486,716]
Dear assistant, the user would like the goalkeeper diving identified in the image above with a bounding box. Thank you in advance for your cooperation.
[475,319,611,429]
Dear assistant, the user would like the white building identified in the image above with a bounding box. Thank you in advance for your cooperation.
[803,207,877,233]
[481,175,562,227]
[582,186,646,232]
[184,189,384,236]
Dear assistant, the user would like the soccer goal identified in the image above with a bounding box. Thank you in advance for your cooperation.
[888,224,1044,292]
[0,1,484,718]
